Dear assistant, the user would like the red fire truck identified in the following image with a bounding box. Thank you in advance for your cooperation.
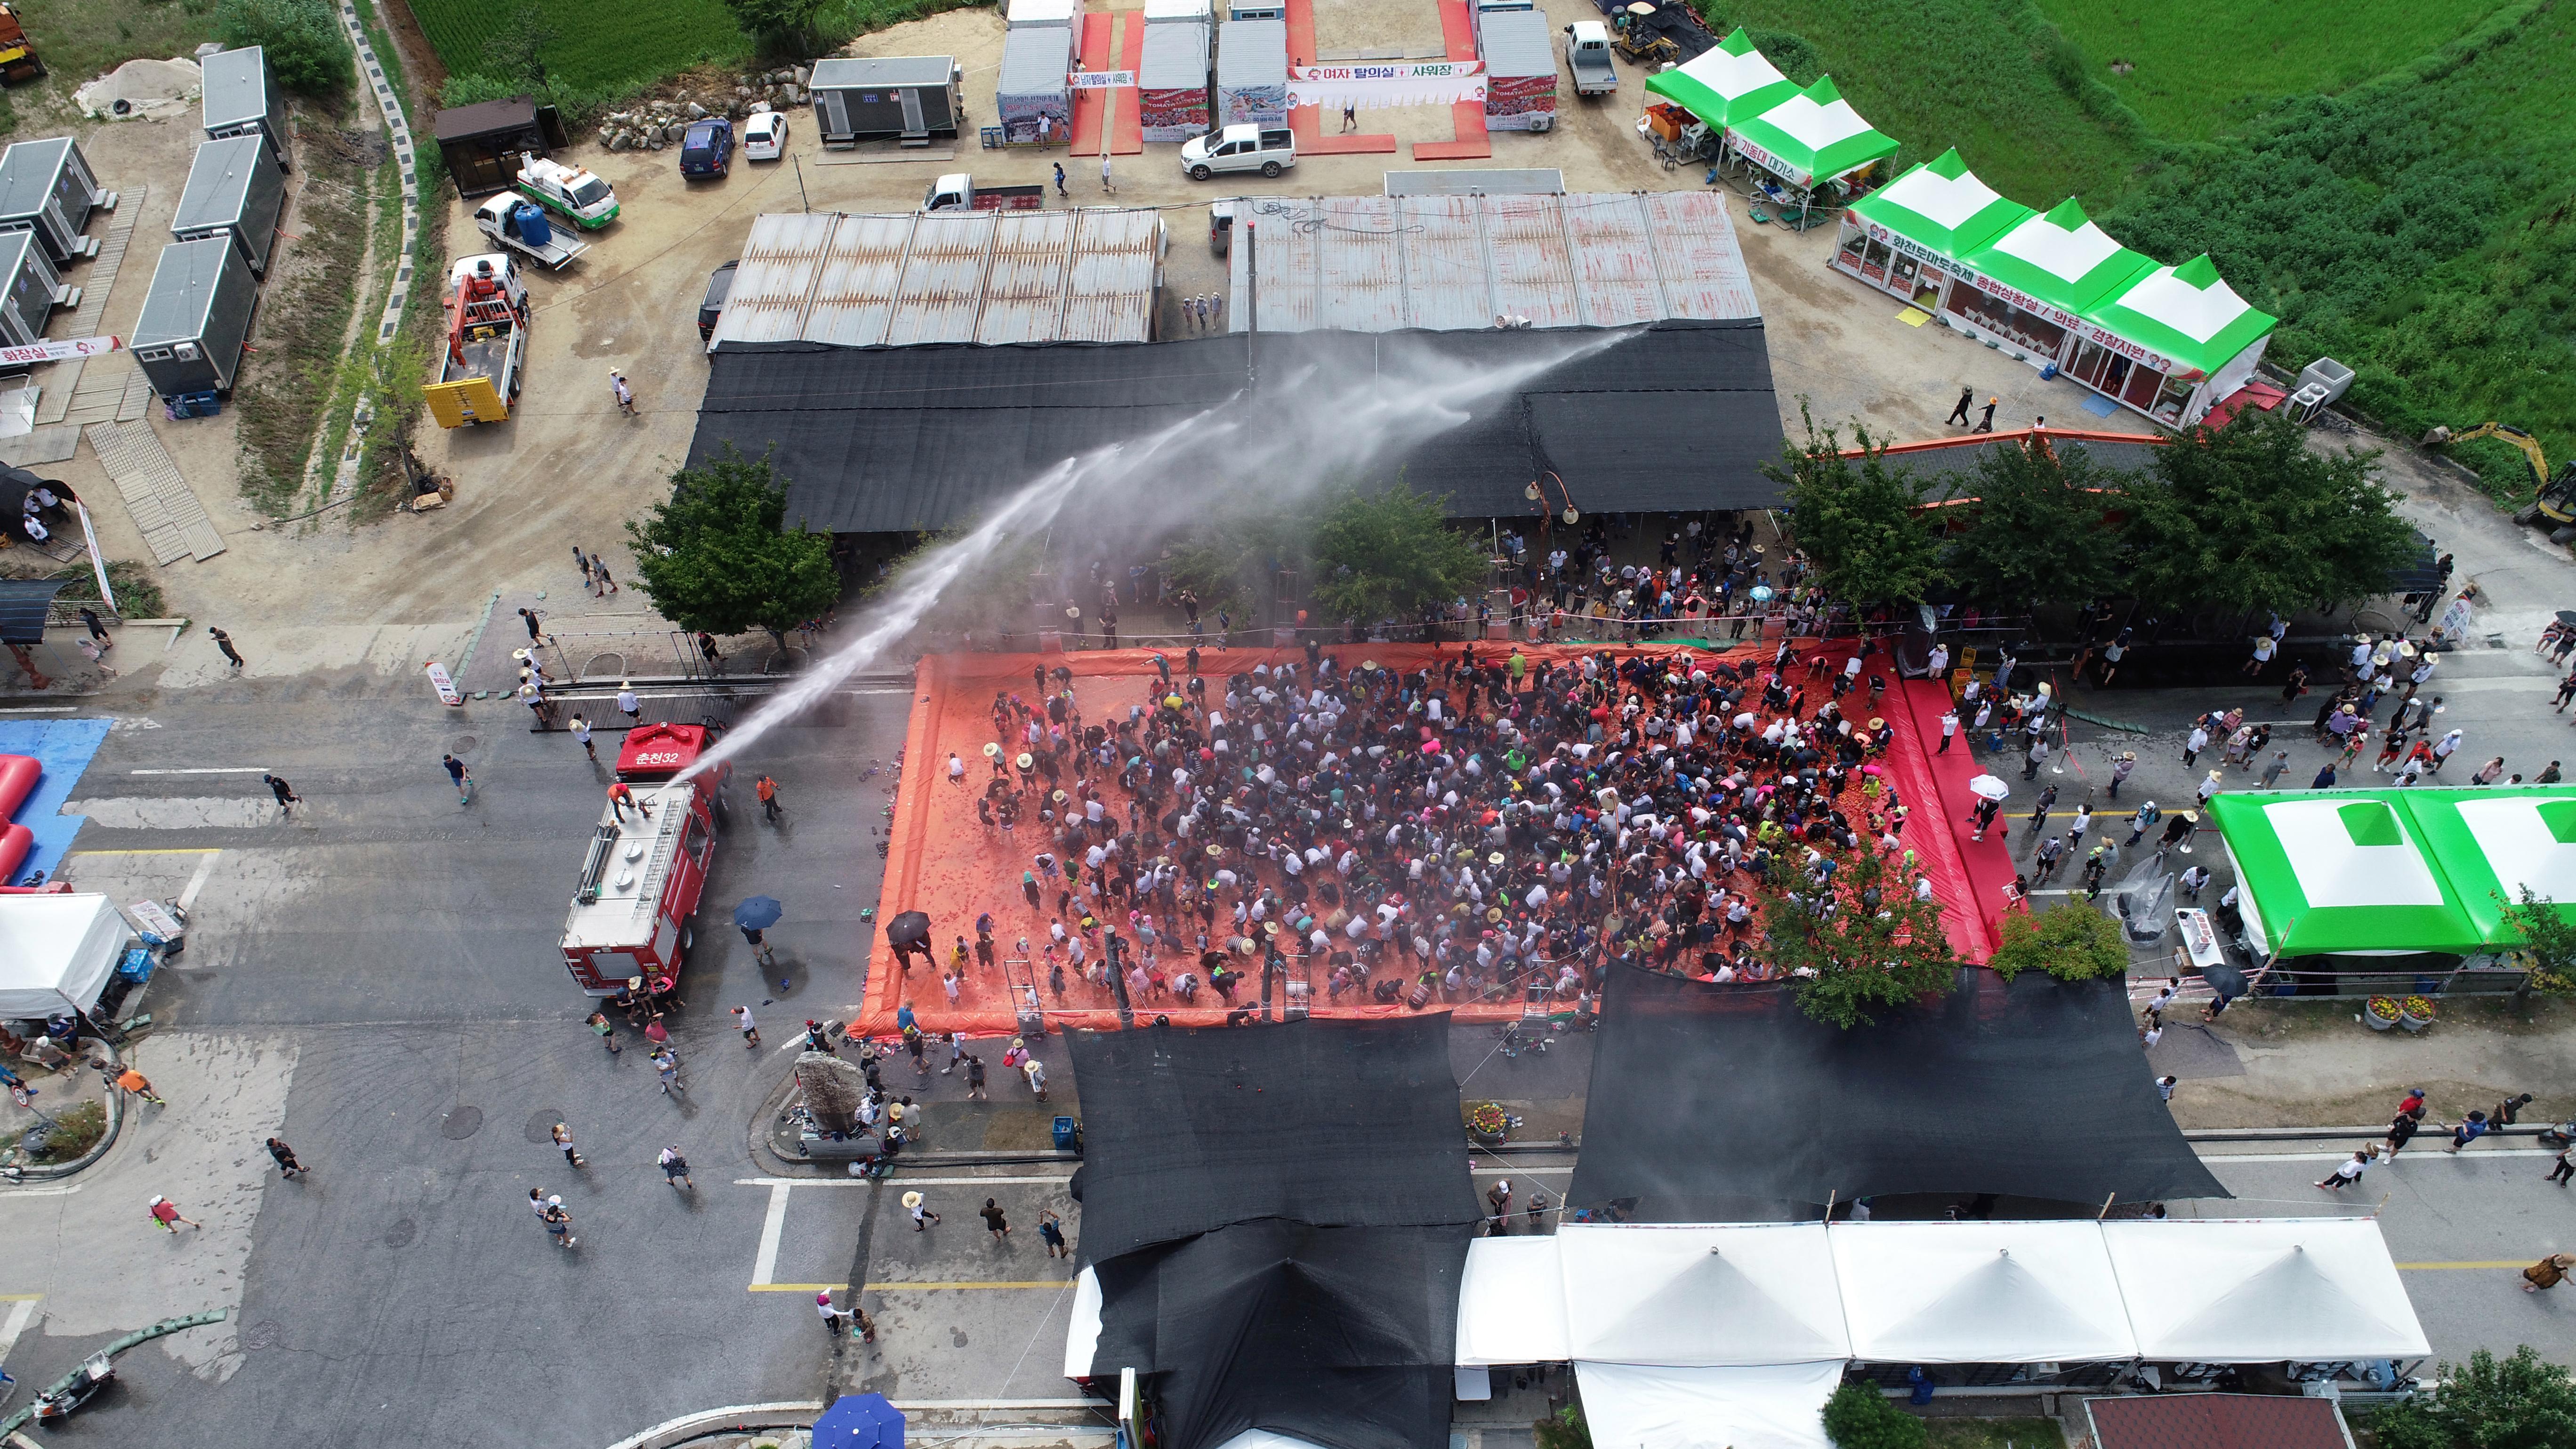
[557,724,731,995]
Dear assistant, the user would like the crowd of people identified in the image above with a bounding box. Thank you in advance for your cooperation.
[909,630,1940,1023]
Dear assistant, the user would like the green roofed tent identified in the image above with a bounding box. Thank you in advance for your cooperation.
[2205,792,2486,957]
[1846,148,2031,266]
[2394,789,2576,949]
[2080,254,2278,382]
[1957,198,2155,319]
[1645,28,1801,130]
[1724,76,1899,191]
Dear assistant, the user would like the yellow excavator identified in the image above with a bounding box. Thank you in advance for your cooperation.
[2430,423,2576,530]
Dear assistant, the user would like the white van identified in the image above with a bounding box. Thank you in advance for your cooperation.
[1182,124,1296,180]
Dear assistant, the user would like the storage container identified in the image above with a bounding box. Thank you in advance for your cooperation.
[1215,17,1288,128]
[1139,22,1212,143]
[810,55,965,145]
[130,238,259,401]
[171,134,288,275]
[1481,10,1557,132]
[996,26,1075,144]
[0,137,106,264]
[201,45,293,172]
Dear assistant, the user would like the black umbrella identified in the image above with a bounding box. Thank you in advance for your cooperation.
[884,910,932,949]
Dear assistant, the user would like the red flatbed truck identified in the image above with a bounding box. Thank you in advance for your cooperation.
[557,724,732,995]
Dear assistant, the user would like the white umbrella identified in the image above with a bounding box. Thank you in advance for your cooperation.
[1967,774,2010,801]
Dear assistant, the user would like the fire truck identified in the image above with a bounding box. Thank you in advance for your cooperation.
[557,723,731,996]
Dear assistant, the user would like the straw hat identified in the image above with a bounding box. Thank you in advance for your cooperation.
[1016,753,1034,769]
[902,1191,924,1208]
[984,742,1002,757]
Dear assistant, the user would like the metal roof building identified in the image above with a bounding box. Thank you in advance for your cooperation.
[1228,190,1760,332]
[709,208,1165,348]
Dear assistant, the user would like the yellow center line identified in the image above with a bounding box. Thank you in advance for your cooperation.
[2395,1261,2533,1270]
[751,1280,1075,1293]
[0,1293,38,1301]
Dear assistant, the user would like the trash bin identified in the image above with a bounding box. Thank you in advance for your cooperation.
[1053,1116,1082,1153]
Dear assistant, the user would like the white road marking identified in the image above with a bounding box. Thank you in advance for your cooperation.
[737,1175,1072,1188]
[0,1183,84,1198]
[129,767,271,775]
[2202,1148,2559,1162]
[0,1297,38,1363]
[0,706,74,714]
[177,850,222,912]
[1472,1166,1573,1175]
[751,1182,792,1287]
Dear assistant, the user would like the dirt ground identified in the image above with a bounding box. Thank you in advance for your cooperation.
[2165,996,2576,1129]
[8,0,2150,682]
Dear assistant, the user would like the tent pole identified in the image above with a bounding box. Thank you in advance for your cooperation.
[2096,1192,2116,1220]
[1824,1188,1837,1223]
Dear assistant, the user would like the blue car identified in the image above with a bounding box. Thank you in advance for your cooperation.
[680,118,735,178]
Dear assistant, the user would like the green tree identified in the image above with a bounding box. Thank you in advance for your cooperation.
[1307,483,1489,630]
[1766,840,1961,1030]
[1820,1381,1926,1449]
[1939,437,2122,616]
[1764,408,1945,607]
[724,0,830,49]
[481,12,558,87]
[2495,886,2576,1004]
[2122,411,2416,614]
[1988,902,2131,982]
[625,447,842,637]
[2370,1346,2576,1449]
[216,0,352,96]
[1531,1405,1592,1449]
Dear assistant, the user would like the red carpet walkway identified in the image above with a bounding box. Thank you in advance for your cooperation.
[1413,0,1490,160]
[1888,678,2021,961]
[1111,17,1143,154]
[1069,12,1113,155]
[1287,0,1400,153]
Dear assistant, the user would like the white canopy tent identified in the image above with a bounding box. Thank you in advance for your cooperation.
[1457,1236,1571,1365]
[1574,1361,1842,1449]
[1828,1221,2134,1364]
[0,893,131,1018]
[1556,1223,1850,1366]
[1063,1264,1104,1379]
[2101,1218,2430,1362]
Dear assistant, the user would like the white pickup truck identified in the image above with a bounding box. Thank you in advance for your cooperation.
[1565,21,1618,96]
[1182,124,1296,180]
[474,193,589,270]
[515,154,620,230]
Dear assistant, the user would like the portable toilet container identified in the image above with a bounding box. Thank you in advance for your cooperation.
[0,137,110,264]
[808,55,966,145]
[1139,22,1212,142]
[130,238,259,402]
[997,25,1075,144]
[171,135,288,276]
[0,229,65,348]
[1144,0,1213,21]
[1215,16,1288,127]
[1006,0,1077,28]
[201,45,293,172]
[1480,10,1557,132]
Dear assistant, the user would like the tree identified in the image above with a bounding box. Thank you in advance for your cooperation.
[1531,1406,1592,1449]
[1764,407,1945,607]
[2495,886,2576,1004]
[2370,1346,2576,1449]
[723,0,829,49]
[1938,436,2121,616]
[481,12,558,87]
[1307,483,1489,629]
[2121,411,2416,614]
[216,0,352,96]
[1820,1382,1925,1449]
[1988,902,2130,982]
[625,447,842,637]
[1766,840,1962,1029]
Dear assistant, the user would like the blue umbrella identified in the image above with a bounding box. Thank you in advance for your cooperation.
[813,1393,905,1449]
[733,896,784,931]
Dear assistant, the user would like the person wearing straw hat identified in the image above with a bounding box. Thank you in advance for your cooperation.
[610,369,635,416]
[905,1190,940,1231]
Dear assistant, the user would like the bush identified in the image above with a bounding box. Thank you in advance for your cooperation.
[438,70,629,129]
[1988,904,2129,983]
[2369,1346,2576,1449]
[216,0,353,96]
[1823,1382,1926,1449]
[28,1100,106,1164]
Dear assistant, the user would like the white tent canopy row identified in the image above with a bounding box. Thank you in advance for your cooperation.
[1456,1218,2427,1370]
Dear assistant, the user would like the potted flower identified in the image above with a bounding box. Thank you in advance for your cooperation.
[1466,1102,1510,1144]
[2365,997,2401,1032]
[2399,995,2437,1032]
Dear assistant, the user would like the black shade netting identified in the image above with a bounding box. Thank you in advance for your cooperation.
[1569,964,2227,1214]
[1092,1220,1472,1449]
[1066,1015,1482,1260]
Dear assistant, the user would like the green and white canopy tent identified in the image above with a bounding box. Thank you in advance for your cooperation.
[2081,253,2278,384]
[2207,789,2576,958]
[1644,27,1801,130]
[1724,76,1899,192]
[1956,198,2156,323]
[1844,148,2031,266]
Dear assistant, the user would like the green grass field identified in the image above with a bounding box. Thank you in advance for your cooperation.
[407,0,752,91]
[2036,0,2511,139]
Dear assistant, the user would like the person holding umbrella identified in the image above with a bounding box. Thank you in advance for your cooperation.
[735,896,784,978]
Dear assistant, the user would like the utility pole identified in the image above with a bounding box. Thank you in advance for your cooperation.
[1104,930,1135,1030]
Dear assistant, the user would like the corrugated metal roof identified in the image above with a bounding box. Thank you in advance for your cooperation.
[1385,169,1563,195]
[1217,17,1287,88]
[889,209,997,346]
[1479,9,1554,79]
[712,212,842,345]
[976,209,1074,344]
[999,25,1075,104]
[1061,209,1162,342]
[811,55,955,90]
[1228,192,1759,332]
[805,213,916,347]
[1140,21,1210,87]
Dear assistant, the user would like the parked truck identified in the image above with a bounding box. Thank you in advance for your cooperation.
[425,253,527,427]
[474,193,588,270]
[922,173,1046,211]
[1181,124,1296,180]
[514,154,619,230]
[1564,21,1618,95]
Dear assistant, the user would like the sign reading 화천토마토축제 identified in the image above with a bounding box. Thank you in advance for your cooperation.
[2207,789,2576,958]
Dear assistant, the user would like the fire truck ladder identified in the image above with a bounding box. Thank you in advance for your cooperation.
[632,806,684,923]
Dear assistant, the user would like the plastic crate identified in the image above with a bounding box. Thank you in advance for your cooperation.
[165,390,222,419]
